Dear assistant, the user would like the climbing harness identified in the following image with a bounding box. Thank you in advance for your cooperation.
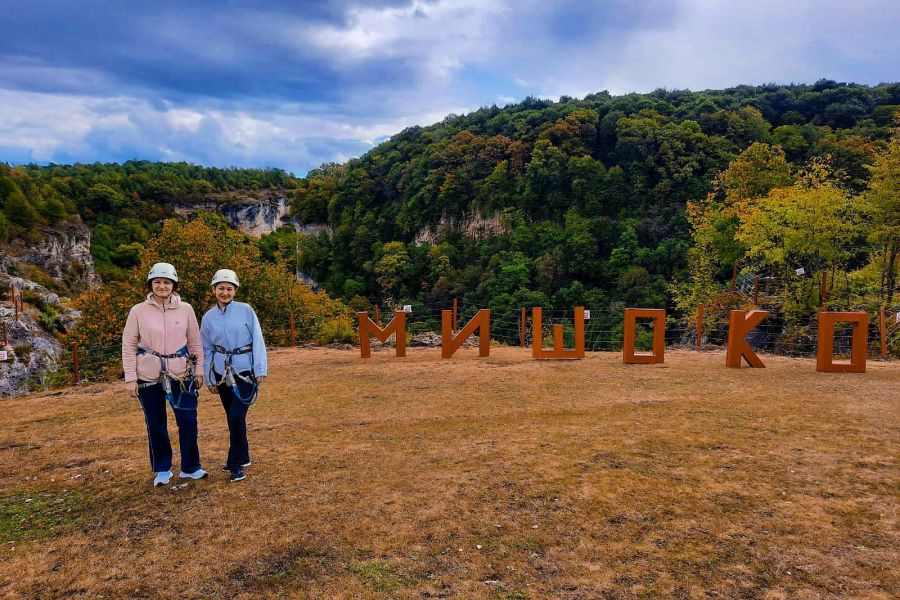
[137,346,200,411]
[210,342,259,406]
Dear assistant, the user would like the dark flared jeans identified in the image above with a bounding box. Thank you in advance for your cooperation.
[137,380,201,474]
[215,371,253,472]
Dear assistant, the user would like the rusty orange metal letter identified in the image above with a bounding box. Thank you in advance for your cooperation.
[726,310,770,368]
[532,307,585,360]
[441,309,490,359]
[816,312,868,373]
[357,311,407,358]
[623,308,665,364]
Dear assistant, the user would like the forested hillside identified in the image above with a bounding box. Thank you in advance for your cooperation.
[3,80,899,315]
[286,80,899,317]
[0,162,296,280]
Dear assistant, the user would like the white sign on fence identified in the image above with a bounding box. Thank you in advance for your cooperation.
[584,310,591,320]
[795,267,806,276]
[896,311,900,324]
[0,351,9,362]
[403,305,412,312]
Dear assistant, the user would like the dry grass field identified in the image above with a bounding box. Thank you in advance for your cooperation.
[0,347,897,599]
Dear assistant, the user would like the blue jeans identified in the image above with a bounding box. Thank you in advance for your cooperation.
[137,380,202,474]
[216,371,253,471]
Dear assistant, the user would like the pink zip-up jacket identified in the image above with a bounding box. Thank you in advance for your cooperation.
[121,292,204,383]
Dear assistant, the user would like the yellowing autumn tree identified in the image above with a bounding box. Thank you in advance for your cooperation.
[68,214,351,353]
[732,161,865,320]
[863,128,900,304]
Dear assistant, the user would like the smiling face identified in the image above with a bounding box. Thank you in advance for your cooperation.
[150,278,174,300]
[214,282,236,305]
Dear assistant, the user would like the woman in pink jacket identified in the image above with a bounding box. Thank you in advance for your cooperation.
[122,262,207,487]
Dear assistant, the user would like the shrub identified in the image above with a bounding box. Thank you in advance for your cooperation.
[314,316,358,345]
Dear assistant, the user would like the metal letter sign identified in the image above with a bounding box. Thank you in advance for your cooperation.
[532,307,585,360]
[623,308,665,364]
[726,310,770,368]
[816,312,868,373]
[357,311,407,358]
[441,309,490,358]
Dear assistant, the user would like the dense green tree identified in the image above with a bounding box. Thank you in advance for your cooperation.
[3,188,40,230]
[863,130,900,304]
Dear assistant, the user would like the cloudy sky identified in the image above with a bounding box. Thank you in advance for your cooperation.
[0,0,898,175]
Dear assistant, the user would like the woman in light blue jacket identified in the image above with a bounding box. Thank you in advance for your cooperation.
[200,269,267,482]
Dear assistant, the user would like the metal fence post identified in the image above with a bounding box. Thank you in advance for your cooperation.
[289,313,296,346]
[881,306,888,359]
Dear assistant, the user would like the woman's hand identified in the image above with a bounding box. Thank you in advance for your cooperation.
[207,385,218,394]
[256,375,266,386]
[126,381,138,399]
[195,375,204,388]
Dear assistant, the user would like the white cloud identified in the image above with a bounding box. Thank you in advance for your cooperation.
[0,88,476,173]
[1,0,898,172]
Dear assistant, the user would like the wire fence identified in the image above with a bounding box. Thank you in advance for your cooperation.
[3,297,898,395]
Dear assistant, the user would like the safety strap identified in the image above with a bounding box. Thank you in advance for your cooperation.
[211,343,258,406]
[137,346,199,410]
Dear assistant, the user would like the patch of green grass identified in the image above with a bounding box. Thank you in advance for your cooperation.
[0,489,91,543]
[508,537,545,553]
[495,592,528,600]
[348,559,410,592]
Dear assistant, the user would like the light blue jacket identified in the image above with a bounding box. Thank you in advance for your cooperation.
[200,301,268,380]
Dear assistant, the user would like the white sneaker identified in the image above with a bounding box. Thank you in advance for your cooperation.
[221,461,251,472]
[153,471,173,487]
[178,469,209,480]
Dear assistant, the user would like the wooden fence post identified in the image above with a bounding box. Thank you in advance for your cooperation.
[520,307,526,347]
[289,313,296,346]
[452,298,458,335]
[696,303,704,349]
[374,305,380,326]
[1,321,7,347]
[753,275,760,305]
[881,306,888,359]
[73,343,80,385]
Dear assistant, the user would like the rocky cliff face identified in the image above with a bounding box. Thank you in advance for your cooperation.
[0,217,95,396]
[414,211,508,245]
[175,192,330,238]
[0,301,65,397]
[12,220,99,294]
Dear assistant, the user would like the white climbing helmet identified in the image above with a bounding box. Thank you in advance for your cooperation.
[147,262,178,283]
[211,268,240,288]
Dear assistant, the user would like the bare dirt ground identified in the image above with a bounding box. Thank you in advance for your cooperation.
[0,347,897,599]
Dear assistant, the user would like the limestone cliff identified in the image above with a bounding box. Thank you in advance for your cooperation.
[12,220,99,294]
[175,191,330,238]
[0,217,95,396]
[414,211,508,245]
